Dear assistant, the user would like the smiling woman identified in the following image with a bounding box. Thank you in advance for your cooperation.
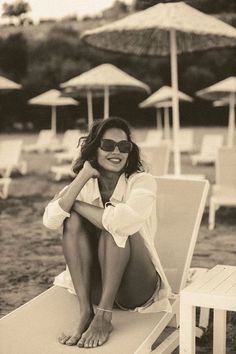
[43,117,171,348]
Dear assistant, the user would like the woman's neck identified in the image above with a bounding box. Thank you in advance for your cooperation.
[98,169,121,190]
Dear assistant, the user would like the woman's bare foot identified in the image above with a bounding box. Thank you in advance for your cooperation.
[77,309,113,348]
[58,310,94,346]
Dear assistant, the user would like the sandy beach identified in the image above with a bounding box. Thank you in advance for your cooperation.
[0,127,235,353]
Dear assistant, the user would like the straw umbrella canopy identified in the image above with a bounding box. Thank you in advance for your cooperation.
[60,63,150,127]
[139,86,193,139]
[28,89,78,134]
[82,1,236,175]
[0,76,22,91]
[197,77,236,147]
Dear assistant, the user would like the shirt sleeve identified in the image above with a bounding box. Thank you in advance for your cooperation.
[43,198,70,230]
[102,173,156,247]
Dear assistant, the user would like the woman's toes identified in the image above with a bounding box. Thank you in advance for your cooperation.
[88,339,94,348]
[58,333,70,344]
[77,337,85,348]
[65,335,80,346]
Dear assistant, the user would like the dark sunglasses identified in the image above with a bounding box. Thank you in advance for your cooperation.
[100,139,132,153]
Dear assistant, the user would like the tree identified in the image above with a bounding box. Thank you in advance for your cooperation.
[2,0,31,25]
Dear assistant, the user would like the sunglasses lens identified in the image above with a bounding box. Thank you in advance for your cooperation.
[118,141,132,153]
[100,139,115,151]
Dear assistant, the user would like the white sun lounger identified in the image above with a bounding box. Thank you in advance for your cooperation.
[23,129,55,153]
[0,177,11,199]
[209,147,236,230]
[190,134,223,165]
[0,177,209,354]
[0,139,27,177]
[141,143,170,176]
[140,129,163,147]
[50,164,76,181]
[49,129,81,153]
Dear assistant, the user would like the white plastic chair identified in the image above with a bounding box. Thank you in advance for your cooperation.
[0,139,27,177]
[23,129,55,153]
[0,177,209,354]
[190,134,223,165]
[209,147,236,230]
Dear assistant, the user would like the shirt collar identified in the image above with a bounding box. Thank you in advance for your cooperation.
[91,173,127,203]
[110,173,127,203]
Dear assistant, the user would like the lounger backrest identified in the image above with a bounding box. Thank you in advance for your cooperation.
[200,134,223,156]
[154,177,209,294]
[178,128,194,151]
[216,147,236,188]
[62,130,81,151]
[37,129,55,146]
[0,139,23,164]
[141,143,170,175]
[145,130,163,145]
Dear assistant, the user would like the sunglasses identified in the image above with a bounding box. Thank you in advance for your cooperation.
[100,139,132,153]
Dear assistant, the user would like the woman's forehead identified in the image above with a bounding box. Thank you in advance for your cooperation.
[102,128,127,140]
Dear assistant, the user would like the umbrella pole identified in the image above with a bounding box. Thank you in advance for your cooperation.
[104,86,109,119]
[170,29,181,175]
[227,92,235,147]
[164,107,170,140]
[51,105,57,135]
[87,90,93,128]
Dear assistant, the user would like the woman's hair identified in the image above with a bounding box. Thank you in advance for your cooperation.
[73,117,144,177]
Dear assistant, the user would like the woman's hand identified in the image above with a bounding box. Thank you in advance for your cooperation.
[82,160,100,179]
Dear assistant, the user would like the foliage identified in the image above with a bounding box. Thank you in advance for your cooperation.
[2,0,31,25]
[0,32,28,80]
[134,0,236,13]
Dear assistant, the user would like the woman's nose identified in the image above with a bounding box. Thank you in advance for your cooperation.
[113,145,120,153]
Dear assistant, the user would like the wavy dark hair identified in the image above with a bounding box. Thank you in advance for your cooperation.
[73,117,144,177]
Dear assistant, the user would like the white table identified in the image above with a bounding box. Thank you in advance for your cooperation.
[180,265,236,354]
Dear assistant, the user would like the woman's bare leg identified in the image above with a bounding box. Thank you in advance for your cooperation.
[116,232,159,309]
[78,231,158,348]
[58,211,101,346]
[77,230,130,348]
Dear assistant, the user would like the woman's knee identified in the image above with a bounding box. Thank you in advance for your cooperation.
[63,211,85,237]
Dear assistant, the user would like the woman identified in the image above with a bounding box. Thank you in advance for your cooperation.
[43,117,171,349]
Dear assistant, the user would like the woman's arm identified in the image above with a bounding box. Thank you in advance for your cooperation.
[72,201,105,230]
[58,161,99,213]
[43,161,99,230]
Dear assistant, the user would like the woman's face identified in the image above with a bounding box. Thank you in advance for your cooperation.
[97,128,130,173]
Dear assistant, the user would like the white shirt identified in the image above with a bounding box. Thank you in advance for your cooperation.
[43,172,172,313]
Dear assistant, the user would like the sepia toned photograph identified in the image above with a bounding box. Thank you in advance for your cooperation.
[0,0,236,353]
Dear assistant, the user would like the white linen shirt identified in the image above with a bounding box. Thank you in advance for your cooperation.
[43,172,172,313]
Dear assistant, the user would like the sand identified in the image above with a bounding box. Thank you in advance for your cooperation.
[0,128,235,353]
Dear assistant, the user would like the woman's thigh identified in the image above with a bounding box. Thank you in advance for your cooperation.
[116,232,159,309]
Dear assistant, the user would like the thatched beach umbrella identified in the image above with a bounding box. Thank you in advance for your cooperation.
[139,86,193,139]
[0,76,21,91]
[28,89,78,134]
[197,77,236,147]
[82,2,236,175]
[61,63,150,127]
